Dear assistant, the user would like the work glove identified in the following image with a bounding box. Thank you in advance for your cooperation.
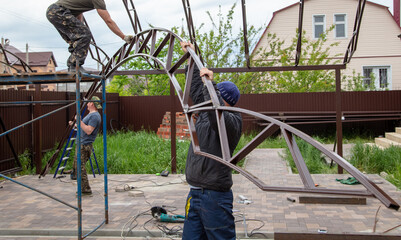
[124,35,134,44]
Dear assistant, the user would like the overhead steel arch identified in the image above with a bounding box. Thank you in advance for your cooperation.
[96,28,399,210]
[0,44,33,73]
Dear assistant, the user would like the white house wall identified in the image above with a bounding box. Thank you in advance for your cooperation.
[255,0,401,90]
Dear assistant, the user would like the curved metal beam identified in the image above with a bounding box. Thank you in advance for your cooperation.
[94,28,399,210]
[0,44,33,73]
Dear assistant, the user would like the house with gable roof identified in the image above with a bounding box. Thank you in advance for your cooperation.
[1,38,58,90]
[253,0,401,90]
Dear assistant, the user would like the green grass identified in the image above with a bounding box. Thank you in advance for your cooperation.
[349,142,401,189]
[12,130,401,190]
[282,137,401,189]
[282,137,337,174]
[93,130,190,174]
[15,130,288,176]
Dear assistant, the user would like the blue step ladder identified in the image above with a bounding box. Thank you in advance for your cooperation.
[54,127,101,178]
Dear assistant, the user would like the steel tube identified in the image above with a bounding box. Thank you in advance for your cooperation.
[76,67,83,240]
[83,220,106,239]
[102,77,109,224]
[0,173,78,210]
[111,64,347,76]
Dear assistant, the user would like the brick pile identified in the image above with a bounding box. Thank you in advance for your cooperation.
[157,112,191,140]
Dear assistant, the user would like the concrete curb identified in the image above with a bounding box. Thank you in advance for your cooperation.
[0,228,274,239]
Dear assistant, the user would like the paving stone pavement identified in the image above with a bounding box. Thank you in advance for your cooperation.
[0,147,400,239]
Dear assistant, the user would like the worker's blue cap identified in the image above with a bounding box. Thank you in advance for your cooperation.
[217,81,240,106]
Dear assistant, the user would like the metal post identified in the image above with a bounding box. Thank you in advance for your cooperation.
[335,68,343,174]
[0,173,78,210]
[102,77,109,224]
[241,0,250,68]
[0,116,21,169]
[170,81,177,174]
[75,65,83,240]
[34,84,42,174]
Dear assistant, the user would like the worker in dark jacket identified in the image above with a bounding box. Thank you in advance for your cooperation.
[180,42,242,240]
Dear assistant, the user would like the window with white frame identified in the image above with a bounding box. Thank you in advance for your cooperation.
[363,66,391,89]
[334,14,347,38]
[313,15,325,39]
[363,68,373,87]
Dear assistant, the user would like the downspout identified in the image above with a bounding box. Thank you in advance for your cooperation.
[395,1,401,41]
[394,0,400,27]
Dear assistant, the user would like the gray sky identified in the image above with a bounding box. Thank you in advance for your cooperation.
[0,0,394,70]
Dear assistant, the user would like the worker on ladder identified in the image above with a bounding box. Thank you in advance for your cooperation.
[69,96,102,195]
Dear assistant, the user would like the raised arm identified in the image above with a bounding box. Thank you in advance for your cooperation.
[97,9,125,40]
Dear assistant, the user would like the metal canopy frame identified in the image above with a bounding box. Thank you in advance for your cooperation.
[81,25,398,210]
[0,5,398,240]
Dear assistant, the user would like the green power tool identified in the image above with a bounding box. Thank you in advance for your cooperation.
[151,206,185,223]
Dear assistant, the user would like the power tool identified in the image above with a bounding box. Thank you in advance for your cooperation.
[151,206,185,223]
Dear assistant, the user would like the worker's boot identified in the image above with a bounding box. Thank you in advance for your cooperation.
[68,65,90,74]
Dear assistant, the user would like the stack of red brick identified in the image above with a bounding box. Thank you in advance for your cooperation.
[157,112,191,140]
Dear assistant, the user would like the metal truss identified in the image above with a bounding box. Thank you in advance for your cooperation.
[86,27,398,210]
[0,44,33,73]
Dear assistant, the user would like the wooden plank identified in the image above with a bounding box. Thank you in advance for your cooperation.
[275,232,401,240]
[299,196,366,205]
[0,73,13,77]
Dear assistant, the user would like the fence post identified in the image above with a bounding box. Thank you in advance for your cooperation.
[34,84,42,174]
[335,68,343,174]
[170,81,177,173]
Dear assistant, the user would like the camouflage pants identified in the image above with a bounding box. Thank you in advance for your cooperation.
[46,3,92,68]
[73,144,92,193]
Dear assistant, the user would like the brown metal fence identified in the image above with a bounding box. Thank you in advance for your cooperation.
[1,90,401,174]
[119,95,183,132]
[119,91,401,133]
[0,90,119,173]
[237,91,401,112]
